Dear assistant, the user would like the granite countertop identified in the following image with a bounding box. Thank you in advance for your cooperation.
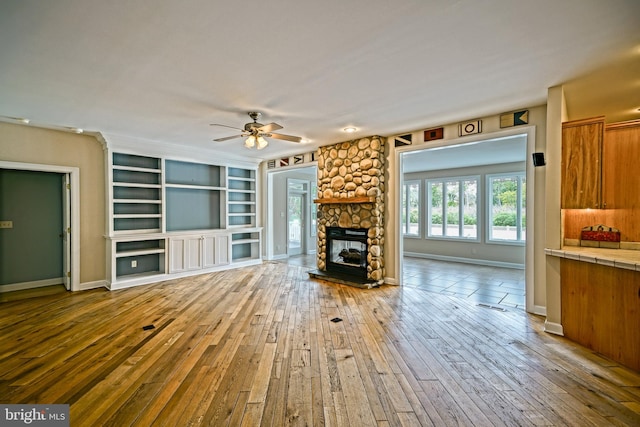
[545,246,640,271]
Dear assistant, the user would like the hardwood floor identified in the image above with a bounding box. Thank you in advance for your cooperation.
[1,262,639,426]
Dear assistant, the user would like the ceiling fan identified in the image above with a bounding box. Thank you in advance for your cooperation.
[210,112,302,149]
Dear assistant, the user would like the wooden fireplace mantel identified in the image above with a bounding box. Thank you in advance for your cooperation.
[313,196,375,204]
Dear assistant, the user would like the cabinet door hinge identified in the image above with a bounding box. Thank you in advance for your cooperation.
[66,183,71,190]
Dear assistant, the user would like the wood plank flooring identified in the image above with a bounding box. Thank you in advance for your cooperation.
[1,261,640,426]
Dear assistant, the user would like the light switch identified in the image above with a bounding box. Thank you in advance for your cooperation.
[0,221,13,229]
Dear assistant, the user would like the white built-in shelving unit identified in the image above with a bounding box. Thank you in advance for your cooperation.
[107,152,261,289]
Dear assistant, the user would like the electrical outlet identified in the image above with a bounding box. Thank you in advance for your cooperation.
[0,221,13,229]
[131,260,137,268]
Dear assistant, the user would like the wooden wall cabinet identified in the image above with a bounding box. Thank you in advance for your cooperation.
[561,259,640,372]
[561,116,604,209]
[602,120,640,209]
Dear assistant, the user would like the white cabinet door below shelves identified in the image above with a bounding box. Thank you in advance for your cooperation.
[203,235,230,267]
[169,237,203,273]
[186,238,203,270]
[170,235,229,273]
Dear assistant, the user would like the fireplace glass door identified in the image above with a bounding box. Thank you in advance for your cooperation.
[326,227,367,278]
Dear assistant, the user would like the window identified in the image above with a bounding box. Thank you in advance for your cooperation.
[427,177,478,239]
[402,181,420,236]
[488,173,526,242]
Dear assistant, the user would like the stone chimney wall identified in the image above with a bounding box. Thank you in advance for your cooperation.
[315,136,386,282]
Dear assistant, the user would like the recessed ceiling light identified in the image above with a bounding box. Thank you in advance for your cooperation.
[69,127,84,134]
[343,127,357,133]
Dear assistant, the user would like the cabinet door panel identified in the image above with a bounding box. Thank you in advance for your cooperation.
[203,236,217,268]
[561,117,604,209]
[603,120,640,209]
[186,238,203,270]
[169,239,186,273]
[218,235,230,265]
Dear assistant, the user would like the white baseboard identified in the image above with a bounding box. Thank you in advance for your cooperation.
[270,254,288,261]
[532,305,547,316]
[78,280,109,291]
[0,277,63,293]
[544,320,564,336]
[404,252,524,270]
[383,276,398,286]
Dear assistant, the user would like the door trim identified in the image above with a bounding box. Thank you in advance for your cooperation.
[0,161,80,291]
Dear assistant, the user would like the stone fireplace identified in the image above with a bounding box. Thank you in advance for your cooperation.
[311,136,386,287]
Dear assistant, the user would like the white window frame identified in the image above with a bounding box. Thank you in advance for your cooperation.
[426,175,479,241]
[486,172,526,245]
[402,180,421,237]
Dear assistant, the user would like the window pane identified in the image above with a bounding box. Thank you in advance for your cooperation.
[408,182,420,235]
[429,182,443,236]
[490,176,518,241]
[520,177,526,241]
[445,181,459,237]
[402,186,408,232]
[402,182,420,236]
[463,180,477,238]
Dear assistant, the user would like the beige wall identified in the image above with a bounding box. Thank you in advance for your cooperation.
[0,123,106,284]
[543,86,567,334]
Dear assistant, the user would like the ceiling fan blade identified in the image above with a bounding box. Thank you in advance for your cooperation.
[258,122,283,133]
[268,133,302,143]
[210,123,245,132]
[214,134,245,142]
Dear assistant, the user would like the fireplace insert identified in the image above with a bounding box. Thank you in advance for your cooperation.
[326,227,368,278]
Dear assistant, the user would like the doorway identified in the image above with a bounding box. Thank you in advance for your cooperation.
[287,179,308,256]
[0,161,79,292]
[265,166,317,261]
[396,127,536,313]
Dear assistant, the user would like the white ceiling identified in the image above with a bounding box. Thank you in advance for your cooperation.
[1,0,639,163]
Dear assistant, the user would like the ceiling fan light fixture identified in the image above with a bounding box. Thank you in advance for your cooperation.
[256,136,268,149]
[244,135,256,148]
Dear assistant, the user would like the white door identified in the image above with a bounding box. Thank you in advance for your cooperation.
[62,174,71,290]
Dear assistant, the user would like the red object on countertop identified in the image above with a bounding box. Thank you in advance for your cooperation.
[580,224,621,242]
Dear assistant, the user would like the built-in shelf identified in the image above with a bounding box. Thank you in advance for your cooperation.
[165,183,225,191]
[228,167,256,228]
[313,196,375,204]
[111,153,163,234]
[108,153,261,289]
[231,230,261,263]
[112,237,166,281]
